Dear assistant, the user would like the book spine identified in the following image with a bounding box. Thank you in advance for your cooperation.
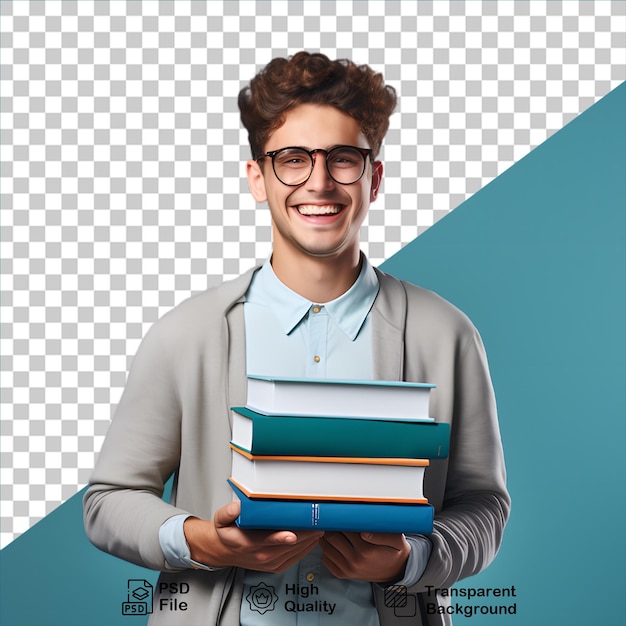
[236,499,434,534]
[249,436,447,459]
[233,408,450,459]
[230,481,433,534]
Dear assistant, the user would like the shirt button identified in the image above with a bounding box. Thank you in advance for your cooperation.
[313,355,320,363]
[312,306,321,314]
[306,572,315,582]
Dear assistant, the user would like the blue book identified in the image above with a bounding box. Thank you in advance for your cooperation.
[229,480,434,534]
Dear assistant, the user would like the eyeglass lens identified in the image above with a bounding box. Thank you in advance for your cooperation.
[272,147,366,185]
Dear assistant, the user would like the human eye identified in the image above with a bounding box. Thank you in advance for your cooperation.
[329,148,361,168]
[275,149,309,168]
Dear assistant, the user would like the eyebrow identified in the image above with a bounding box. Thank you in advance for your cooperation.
[292,144,358,151]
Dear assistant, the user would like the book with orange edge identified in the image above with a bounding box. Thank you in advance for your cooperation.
[229,443,429,504]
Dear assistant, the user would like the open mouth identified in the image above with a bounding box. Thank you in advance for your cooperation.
[295,204,345,216]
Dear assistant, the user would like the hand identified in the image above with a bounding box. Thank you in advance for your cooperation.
[320,532,411,583]
[183,502,324,573]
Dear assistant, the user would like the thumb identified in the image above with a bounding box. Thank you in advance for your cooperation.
[214,501,241,528]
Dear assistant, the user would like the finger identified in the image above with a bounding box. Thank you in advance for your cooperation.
[360,532,405,550]
[270,536,324,572]
[267,529,324,544]
[217,524,299,549]
[261,529,300,544]
[320,543,351,578]
[213,501,241,528]
[215,502,323,545]
[253,534,323,573]
[339,532,363,549]
[253,528,323,546]
[319,534,353,567]
[320,532,358,553]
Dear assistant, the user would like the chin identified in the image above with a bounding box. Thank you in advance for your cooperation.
[297,240,354,259]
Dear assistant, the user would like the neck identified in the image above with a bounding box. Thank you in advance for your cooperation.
[271,247,363,303]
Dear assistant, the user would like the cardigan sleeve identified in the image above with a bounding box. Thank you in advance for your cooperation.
[409,325,511,593]
[83,310,195,571]
[370,270,510,600]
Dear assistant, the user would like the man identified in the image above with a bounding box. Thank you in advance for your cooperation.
[84,52,510,625]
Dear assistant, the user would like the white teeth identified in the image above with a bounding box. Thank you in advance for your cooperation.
[296,205,342,216]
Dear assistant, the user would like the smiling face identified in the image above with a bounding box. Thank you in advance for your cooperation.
[247,104,383,269]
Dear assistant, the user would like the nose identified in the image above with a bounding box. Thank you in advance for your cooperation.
[305,150,335,190]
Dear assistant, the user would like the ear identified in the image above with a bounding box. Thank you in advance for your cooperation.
[369,160,384,203]
[246,159,268,203]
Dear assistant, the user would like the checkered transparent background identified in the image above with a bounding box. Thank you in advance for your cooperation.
[1,0,624,548]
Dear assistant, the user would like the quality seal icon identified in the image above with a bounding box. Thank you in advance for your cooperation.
[246,582,279,614]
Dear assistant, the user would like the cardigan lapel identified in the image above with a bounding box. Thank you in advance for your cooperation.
[223,266,260,425]
[371,268,407,381]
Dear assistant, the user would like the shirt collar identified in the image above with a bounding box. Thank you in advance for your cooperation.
[245,254,379,340]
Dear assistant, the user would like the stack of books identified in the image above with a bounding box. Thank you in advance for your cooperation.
[228,375,450,534]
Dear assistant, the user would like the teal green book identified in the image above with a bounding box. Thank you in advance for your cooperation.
[231,407,450,459]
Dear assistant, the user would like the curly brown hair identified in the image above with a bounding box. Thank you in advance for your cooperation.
[238,51,397,160]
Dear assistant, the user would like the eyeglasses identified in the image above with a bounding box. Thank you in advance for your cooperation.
[256,145,374,186]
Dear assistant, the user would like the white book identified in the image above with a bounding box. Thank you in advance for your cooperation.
[230,444,429,504]
[245,375,435,421]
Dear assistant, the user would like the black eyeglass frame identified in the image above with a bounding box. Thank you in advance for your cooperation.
[255,145,374,186]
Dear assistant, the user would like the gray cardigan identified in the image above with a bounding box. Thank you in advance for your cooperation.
[84,266,510,625]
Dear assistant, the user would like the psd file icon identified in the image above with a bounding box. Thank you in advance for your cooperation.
[122,579,154,615]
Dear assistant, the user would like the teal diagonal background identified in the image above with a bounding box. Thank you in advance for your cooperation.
[2,82,625,625]
[382,81,626,624]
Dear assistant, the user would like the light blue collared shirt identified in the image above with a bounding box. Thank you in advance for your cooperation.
[243,255,378,381]
[159,255,432,624]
